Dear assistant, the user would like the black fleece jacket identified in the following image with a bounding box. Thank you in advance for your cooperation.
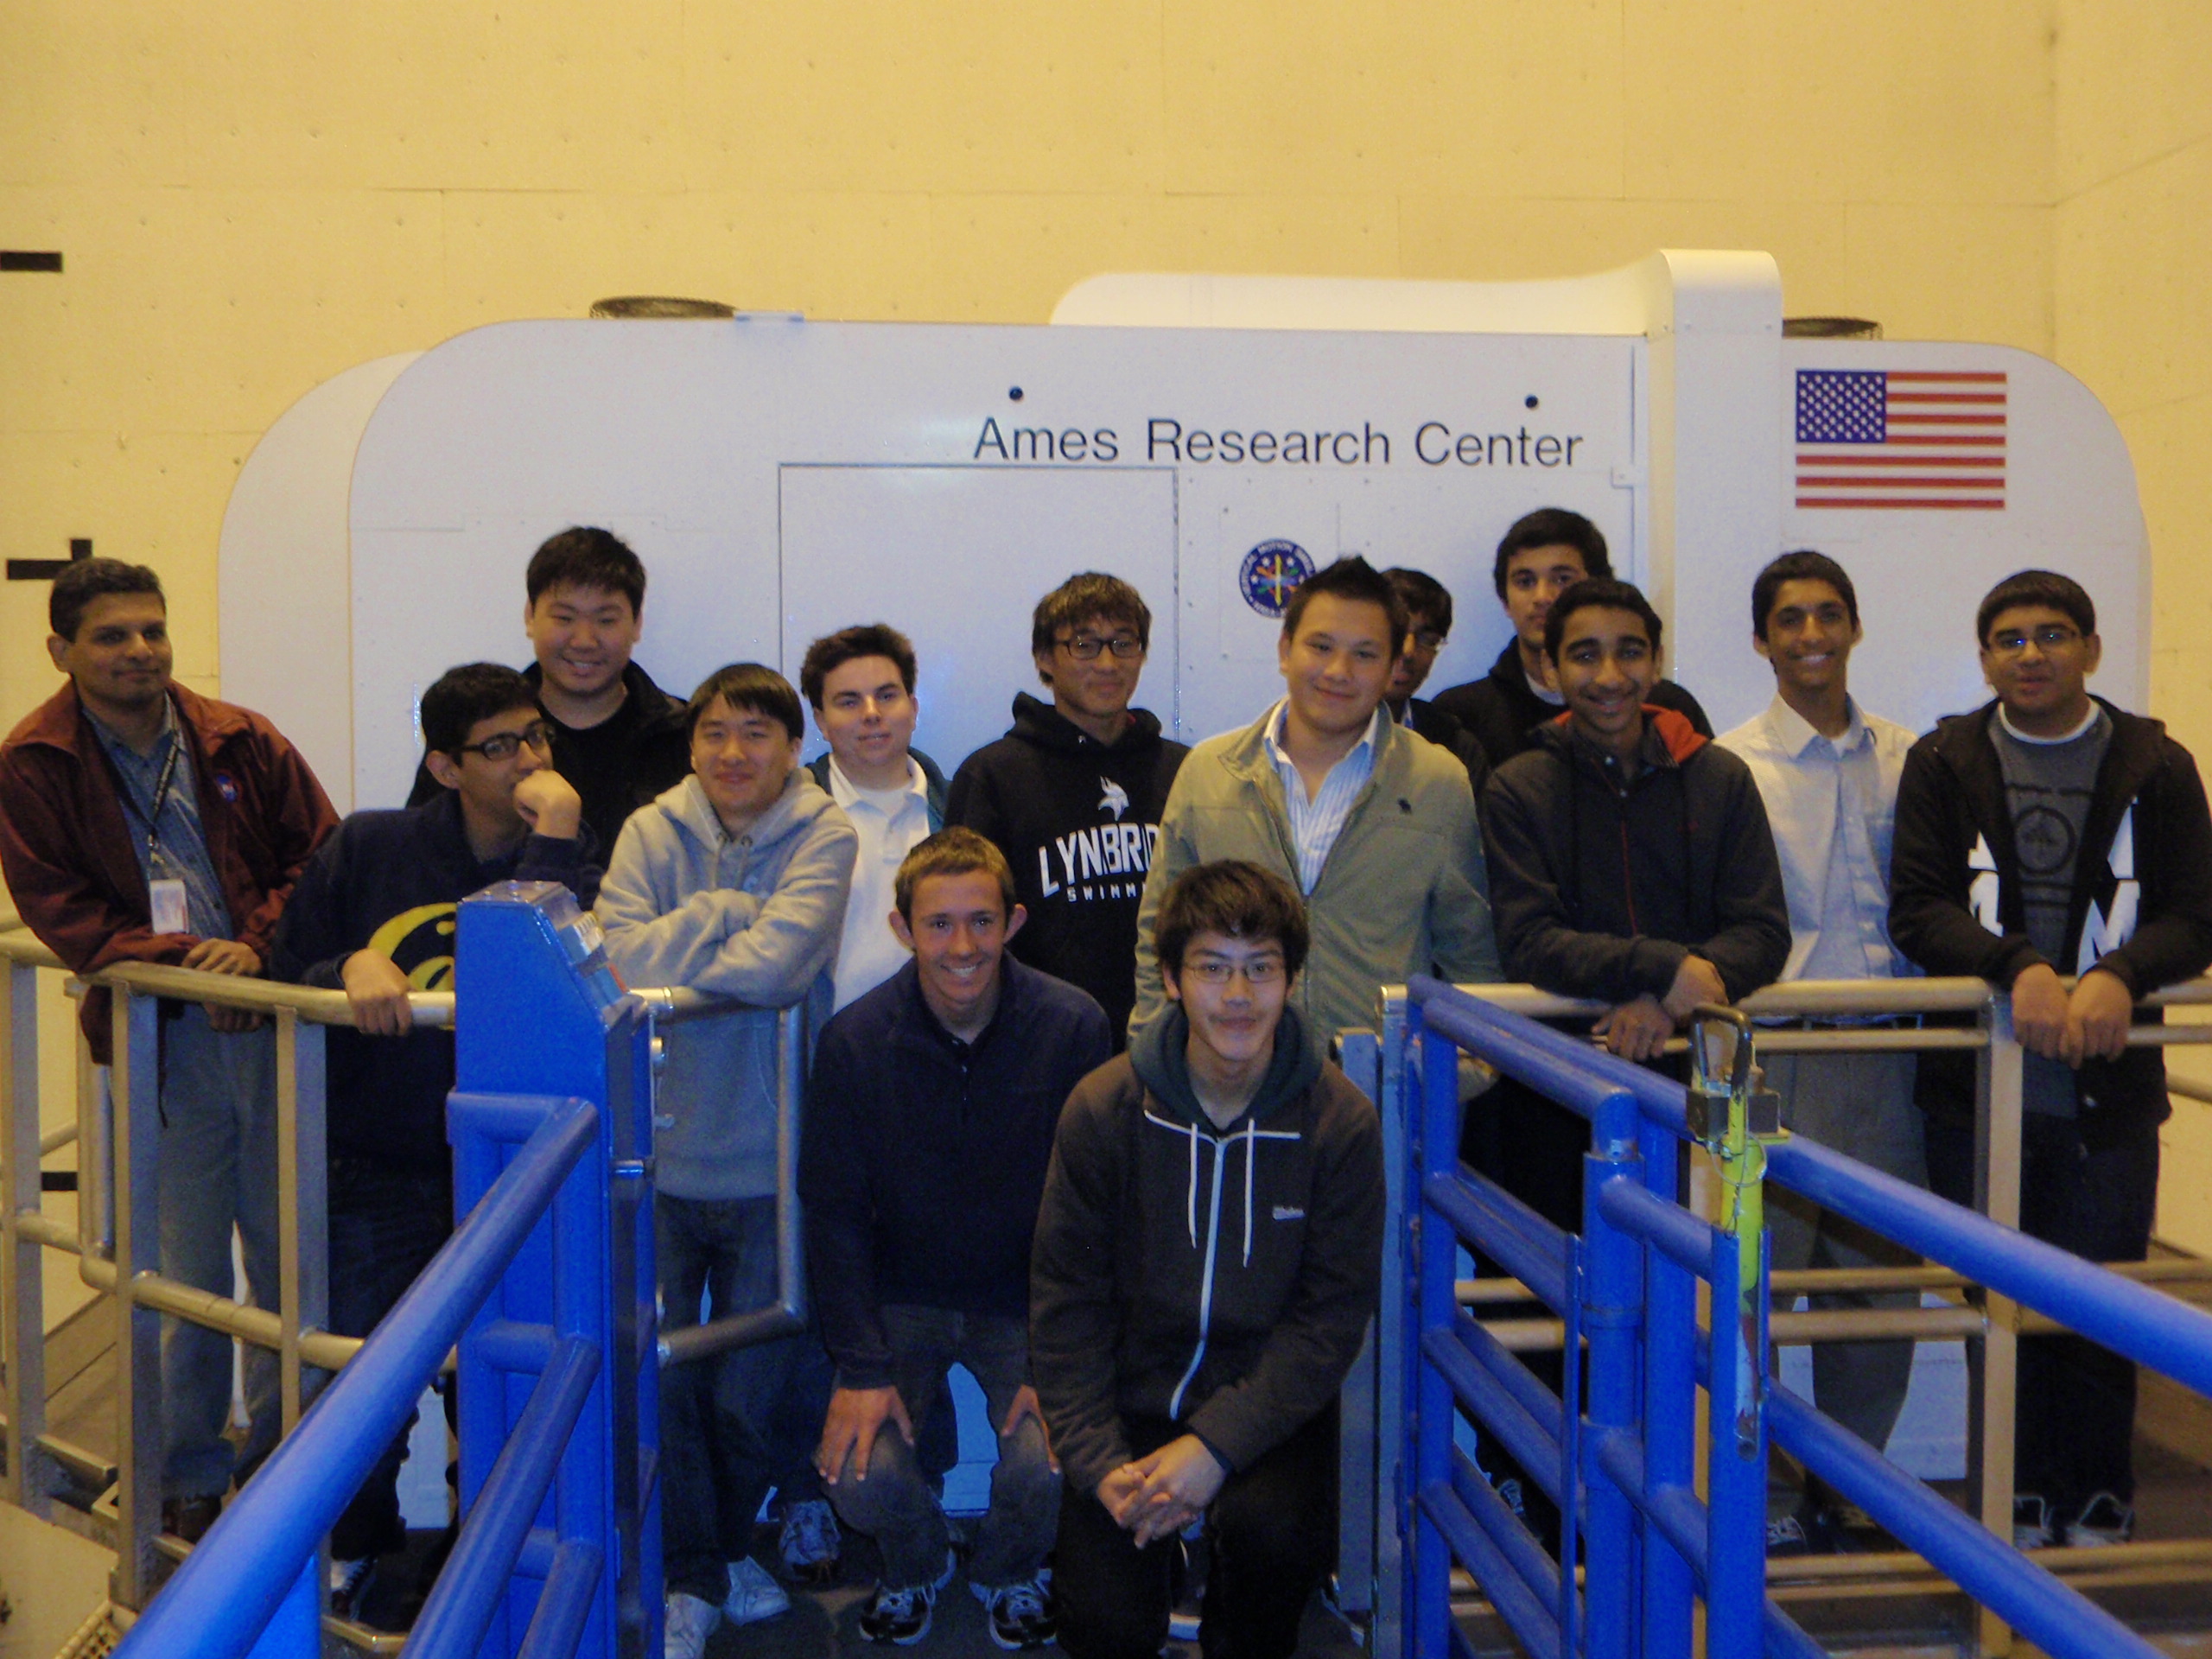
[1433,639,1713,773]
[800,956,1113,1389]
[1890,697,2212,1139]
[946,692,1189,1041]
[1030,1005,1383,1495]
[1480,708,1790,1003]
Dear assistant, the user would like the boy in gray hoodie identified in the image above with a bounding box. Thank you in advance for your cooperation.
[595,664,858,1656]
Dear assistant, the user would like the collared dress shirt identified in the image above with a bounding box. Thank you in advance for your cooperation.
[1263,700,1382,893]
[1719,695,1916,985]
[89,697,234,940]
[825,753,935,1010]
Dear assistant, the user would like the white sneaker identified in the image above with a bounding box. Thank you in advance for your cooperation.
[723,1555,791,1625]
[664,1591,720,1659]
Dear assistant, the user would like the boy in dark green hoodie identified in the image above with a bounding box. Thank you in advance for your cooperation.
[1032,861,1384,1659]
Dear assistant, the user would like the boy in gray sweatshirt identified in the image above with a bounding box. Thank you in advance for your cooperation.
[596,664,858,1656]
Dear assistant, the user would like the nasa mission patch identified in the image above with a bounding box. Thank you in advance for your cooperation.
[1239,540,1313,618]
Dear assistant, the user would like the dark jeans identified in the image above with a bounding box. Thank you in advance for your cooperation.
[323,1154,454,1560]
[1054,1405,1338,1659]
[1927,1113,2158,1516]
[657,1193,832,1603]
[826,1306,1058,1589]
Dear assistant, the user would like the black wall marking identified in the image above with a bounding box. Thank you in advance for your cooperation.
[9,538,92,582]
[0,251,63,272]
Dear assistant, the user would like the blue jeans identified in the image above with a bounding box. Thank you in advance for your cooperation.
[657,1193,830,1603]
[321,1154,454,1559]
[156,1007,281,1499]
[825,1306,1059,1590]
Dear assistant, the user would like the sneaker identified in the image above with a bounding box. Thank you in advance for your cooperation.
[2013,1495,2055,1551]
[779,1497,842,1585]
[2063,1492,2134,1548]
[664,1591,720,1659]
[724,1556,791,1625]
[1496,1477,1527,1521]
[1766,1513,1812,1556]
[971,1570,1056,1649]
[859,1551,957,1646]
[329,1557,378,1620]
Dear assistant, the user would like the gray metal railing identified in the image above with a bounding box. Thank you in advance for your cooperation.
[0,918,804,1646]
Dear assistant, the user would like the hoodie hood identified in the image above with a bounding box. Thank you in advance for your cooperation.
[1008,690,1166,757]
[1539,703,1708,769]
[1128,1001,1322,1133]
[653,764,836,859]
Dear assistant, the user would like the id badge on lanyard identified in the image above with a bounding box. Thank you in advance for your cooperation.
[138,741,190,935]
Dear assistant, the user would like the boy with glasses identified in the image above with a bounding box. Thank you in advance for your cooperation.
[1891,569,2212,1549]
[1382,565,1489,791]
[1033,860,1383,1659]
[271,662,597,1622]
[949,573,1188,1044]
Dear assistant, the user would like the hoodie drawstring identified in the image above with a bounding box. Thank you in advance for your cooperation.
[1186,1118,1200,1247]
[1242,1122,1258,1266]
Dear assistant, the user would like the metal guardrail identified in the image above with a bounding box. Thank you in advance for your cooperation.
[1402,976,2210,1659]
[1350,969,2212,1659]
[0,913,804,1643]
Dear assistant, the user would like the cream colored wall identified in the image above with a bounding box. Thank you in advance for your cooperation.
[2052,3,2212,1251]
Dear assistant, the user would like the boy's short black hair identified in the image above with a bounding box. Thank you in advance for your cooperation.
[1281,556,1408,661]
[421,664,540,759]
[1544,577,1664,663]
[1493,508,1612,600]
[1752,550,1860,639]
[686,663,804,742]
[50,557,164,642]
[1031,573,1154,659]
[1383,567,1453,636]
[1976,569,2096,645]
[894,827,1019,921]
[800,624,918,710]
[525,526,646,614]
[1154,860,1310,982]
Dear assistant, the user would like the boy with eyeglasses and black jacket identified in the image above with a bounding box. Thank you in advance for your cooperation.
[1891,569,2212,1551]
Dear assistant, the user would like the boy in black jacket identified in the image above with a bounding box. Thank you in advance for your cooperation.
[1479,578,1789,1231]
[801,830,1112,1648]
[1891,569,2212,1549]
[1033,861,1383,1659]
[271,663,599,1618]
[947,572,1188,1042]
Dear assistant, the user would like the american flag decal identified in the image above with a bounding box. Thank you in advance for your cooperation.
[1794,369,2005,510]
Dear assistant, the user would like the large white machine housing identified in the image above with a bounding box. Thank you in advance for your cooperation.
[219,250,2145,817]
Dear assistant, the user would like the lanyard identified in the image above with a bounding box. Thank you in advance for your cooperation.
[118,737,184,866]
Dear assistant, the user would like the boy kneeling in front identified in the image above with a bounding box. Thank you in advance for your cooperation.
[1032,861,1384,1659]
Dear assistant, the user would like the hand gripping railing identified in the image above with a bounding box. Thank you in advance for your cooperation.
[1402,973,2212,1659]
[113,1093,600,1657]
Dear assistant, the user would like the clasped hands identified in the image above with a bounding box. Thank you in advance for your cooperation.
[2010,963,2133,1066]
[1096,1433,1226,1548]
[1592,953,1727,1063]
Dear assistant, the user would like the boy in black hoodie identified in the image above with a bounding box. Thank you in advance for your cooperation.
[1033,861,1383,1659]
[947,572,1188,1042]
[1891,569,2212,1549]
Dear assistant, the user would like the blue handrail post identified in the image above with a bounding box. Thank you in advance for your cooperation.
[1637,1114,1694,1659]
[1580,1086,1643,1659]
[1701,1224,1770,1659]
[1408,1013,1460,1659]
[451,883,658,1659]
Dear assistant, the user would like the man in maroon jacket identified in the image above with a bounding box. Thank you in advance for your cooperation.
[0,558,336,1539]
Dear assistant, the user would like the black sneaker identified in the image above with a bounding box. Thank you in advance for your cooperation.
[859,1551,956,1646]
[2063,1492,2134,1548]
[330,1555,378,1620]
[161,1494,221,1544]
[971,1570,1055,1649]
[1766,1512,1812,1556]
[2013,1495,2055,1551]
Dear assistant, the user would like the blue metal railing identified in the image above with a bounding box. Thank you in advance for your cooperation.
[1402,974,2212,1659]
[114,1095,600,1658]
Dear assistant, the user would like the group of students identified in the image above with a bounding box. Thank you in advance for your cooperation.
[1,505,2204,1656]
